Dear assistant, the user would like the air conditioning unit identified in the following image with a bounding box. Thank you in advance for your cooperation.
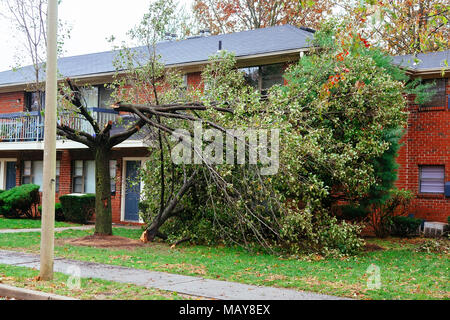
[422,222,447,237]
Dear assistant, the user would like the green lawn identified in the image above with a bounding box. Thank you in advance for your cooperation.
[0,227,448,300]
[0,263,199,300]
[0,217,80,230]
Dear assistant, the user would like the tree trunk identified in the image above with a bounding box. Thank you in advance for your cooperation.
[94,146,113,235]
[143,170,198,242]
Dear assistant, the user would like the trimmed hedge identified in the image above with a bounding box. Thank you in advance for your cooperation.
[59,194,95,224]
[38,203,65,221]
[390,216,422,237]
[0,184,41,219]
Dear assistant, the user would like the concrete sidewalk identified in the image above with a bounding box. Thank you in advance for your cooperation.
[0,226,94,234]
[0,249,347,300]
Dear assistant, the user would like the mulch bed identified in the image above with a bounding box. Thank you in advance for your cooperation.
[58,235,146,249]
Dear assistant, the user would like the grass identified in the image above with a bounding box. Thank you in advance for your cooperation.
[0,227,448,300]
[0,263,200,300]
[0,217,80,230]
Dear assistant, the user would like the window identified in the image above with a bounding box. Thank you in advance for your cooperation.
[261,64,284,91]
[420,79,447,111]
[420,166,445,194]
[56,161,60,193]
[110,160,117,194]
[22,161,43,191]
[73,160,116,194]
[72,160,95,194]
[241,66,259,88]
[23,160,60,192]
[240,63,284,95]
[99,86,114,108]
[25,91,45,112]
[80,85,113,109]
[80,87,99,108]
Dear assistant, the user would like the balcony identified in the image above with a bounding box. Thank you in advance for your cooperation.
[0,108,119,143]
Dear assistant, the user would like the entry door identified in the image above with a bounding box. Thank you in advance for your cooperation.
[124,160,141,221]
[5,162,16,190]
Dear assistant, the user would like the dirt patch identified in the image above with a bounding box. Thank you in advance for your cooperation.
[363,243,385,252]
[58,235,145,249]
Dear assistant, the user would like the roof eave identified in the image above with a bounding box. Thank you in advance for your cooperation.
[0,47,313,92]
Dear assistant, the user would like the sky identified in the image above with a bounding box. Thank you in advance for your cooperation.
[0,0,194,72]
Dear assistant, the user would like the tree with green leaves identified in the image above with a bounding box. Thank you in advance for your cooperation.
[115,19,415,255]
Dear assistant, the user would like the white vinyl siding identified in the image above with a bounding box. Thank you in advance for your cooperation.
[420,166,445,194]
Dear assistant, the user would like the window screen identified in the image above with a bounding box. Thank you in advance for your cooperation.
[420,166,445,193]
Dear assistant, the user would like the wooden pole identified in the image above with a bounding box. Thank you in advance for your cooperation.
[39,0,58,281]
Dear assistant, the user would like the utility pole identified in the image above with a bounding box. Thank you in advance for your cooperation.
[40,0,58,281]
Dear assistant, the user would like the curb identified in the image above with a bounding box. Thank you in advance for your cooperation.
[0,283,77,300]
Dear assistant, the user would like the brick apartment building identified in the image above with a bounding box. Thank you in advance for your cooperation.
[0,25,448,224]
[393,51,449,222]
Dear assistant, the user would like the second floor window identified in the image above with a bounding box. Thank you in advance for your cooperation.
[80,85,114,109]
[240,63,285,95]
[420,78,447,111]
[25,91,45,112]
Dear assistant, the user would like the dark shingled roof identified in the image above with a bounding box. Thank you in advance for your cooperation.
[0,24,314,87]
[391,50,450,71]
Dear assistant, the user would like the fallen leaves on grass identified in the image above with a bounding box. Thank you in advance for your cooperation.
[263,274,288,282]
[162,263,207,275]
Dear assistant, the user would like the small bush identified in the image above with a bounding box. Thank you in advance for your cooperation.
[59,194,95,224]
[368,189,414,238]
[0,184,40,219]
[38,203,65,221]
[390,216,422,237]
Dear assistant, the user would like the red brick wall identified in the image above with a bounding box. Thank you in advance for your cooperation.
[395,77,450,222]
[0,148,149,224]
[0,92,25,114]
[187,72,203,90]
